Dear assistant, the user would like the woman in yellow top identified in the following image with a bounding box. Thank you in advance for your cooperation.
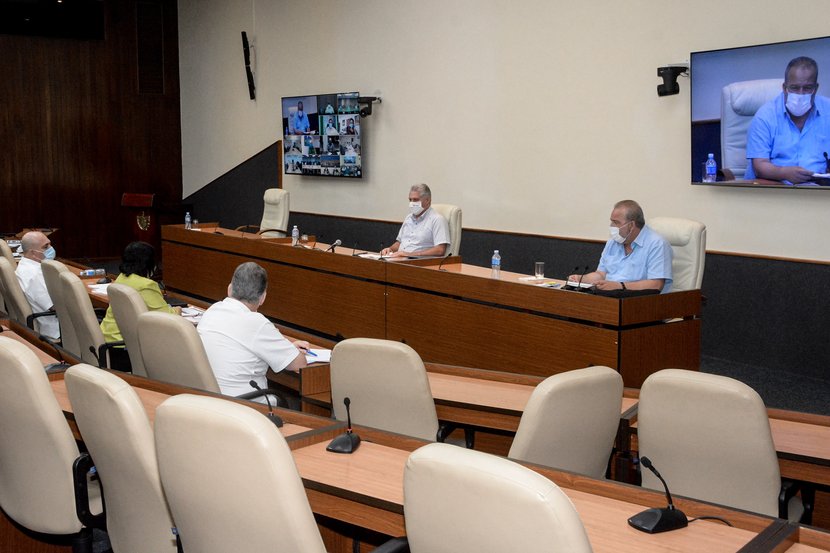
[100,241,179,370]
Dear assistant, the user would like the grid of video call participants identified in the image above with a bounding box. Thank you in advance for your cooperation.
[281,92,362,178]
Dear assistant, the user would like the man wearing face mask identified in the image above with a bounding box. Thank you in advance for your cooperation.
[15,231,60,340]
[292,100,311,134]
[380,183,450,258]
[568,200,673,293]
[745,56,830,184]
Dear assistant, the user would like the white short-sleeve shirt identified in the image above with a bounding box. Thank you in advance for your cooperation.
[396,207,450,253]
[197,297,299,399]
[15,257,59,340]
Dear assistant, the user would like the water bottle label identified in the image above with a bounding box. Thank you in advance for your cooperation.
[492,259,500,267]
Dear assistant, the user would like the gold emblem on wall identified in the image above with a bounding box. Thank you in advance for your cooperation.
[137,211,151,231]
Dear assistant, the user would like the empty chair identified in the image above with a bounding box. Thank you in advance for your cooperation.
[41,259,80,357]
[508,366,623,479]
[236,188,290,237]
[65,364,177,552]
[108,283,150,377]
[0,337,103,552]
[638,369,803,520]
[154,394,326,553]
[431,204,462,256]
[649,217,707,291]
[330,338,439,442]
[404,443,593,553]
[60,270,122,368]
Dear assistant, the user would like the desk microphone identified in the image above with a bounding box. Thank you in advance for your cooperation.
[325,239,342,253]
[628,456,688,533]
[249,380,284,428]
[437,253,452,271]
[326,397,361,454]
[351,242,366,257]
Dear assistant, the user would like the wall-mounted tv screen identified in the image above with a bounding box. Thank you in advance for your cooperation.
[281,92,362,178]
[691,36,830,188]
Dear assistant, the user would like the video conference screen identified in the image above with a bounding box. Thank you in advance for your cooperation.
[690,35,830,187]
[281,92,362,178]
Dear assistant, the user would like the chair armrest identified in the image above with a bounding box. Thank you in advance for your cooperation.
[257,228,287,237]
[235,224,261,233]
[236,387,288,408]
[72,453,106,530]
[95,341,125,369]
[370,537,410,553]
[93,307,107,322]
[779,479,802,520]
[26,309,55,330]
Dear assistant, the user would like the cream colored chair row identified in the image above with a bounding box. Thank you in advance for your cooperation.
[0,257,55,334]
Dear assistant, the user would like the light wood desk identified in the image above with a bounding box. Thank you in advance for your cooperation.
[1,324,60,366]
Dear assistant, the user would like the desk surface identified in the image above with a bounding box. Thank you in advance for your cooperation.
[1,326,59,365]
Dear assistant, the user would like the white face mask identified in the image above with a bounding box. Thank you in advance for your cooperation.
[409,201,423,216]
[609,221,631,244]
[786,92,813,117]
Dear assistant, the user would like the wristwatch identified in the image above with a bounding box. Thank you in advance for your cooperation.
[620,282,627,291]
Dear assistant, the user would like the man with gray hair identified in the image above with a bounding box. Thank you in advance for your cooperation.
[15,231,59,339]
[197,262,308,401]
[381,183,450,257]
[569,200,673,293]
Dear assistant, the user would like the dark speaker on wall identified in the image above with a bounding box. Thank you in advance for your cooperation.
[241,31,256,100]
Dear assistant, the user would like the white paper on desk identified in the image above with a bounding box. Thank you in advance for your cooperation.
[87,283,110,295]
[357,253,382,260]
[181,307,204,316]
[306,348,331,363]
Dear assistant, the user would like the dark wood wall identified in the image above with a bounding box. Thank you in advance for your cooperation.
[0,0,182,258]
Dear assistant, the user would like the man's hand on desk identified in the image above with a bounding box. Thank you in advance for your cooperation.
[293,340,311,352]
[594,280,624,291]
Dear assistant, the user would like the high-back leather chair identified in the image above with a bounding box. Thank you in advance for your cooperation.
[649,217,707,291]
[65,364,178,552]
[0,257,31,326]
[508,366,623,479]
[0,337,103,551]
[0,239,15,266]
[638,369,803,520]
[237,188,291,237]
[138,311,219,391]
[404,443,593,553]
[720,78,782,180]
[42,259,80,356]
[431,203,462,256]
[60,271,119,367]
[330,338,439,442]
[154,394,327,553]
[108,283,150,377]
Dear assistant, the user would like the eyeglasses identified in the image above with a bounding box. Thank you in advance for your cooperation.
[786,84,818,94]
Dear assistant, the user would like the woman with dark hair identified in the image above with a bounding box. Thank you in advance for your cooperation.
[100,242,179,367]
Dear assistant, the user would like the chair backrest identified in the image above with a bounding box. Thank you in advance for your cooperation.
[508,366,623,479]
[155,394,327,553]
[720,78,782,179]
[0,239,15,265]
[137,311,219,392]
[41,260,79,357]
[59,271,105,366]
[64,365,177,552]
[0,256,33,325]
[0,337,84,534]
[259,188,290,236]
[638,369,780,517]
[404,443,592,553]
[431,203,462,256]
[648,217,707,291]
[330,338,439,441]
[108,283,150,377]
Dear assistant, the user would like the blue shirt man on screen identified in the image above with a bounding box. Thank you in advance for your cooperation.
[292,101,311,134]
[745,56,830,184]
[569,200,673,293]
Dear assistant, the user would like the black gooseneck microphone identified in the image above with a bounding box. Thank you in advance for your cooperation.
[577,265,590,288]
[351,242,366,257]
[326,397,361,454]
[437,253,453,271]
[249,380,284,428]
[628,456,688,534]
[325,239,342,253]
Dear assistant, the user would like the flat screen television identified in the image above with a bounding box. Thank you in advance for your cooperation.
[691,35,830,188]
[281,92,362,178]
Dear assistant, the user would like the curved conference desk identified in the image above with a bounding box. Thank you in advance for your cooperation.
[161,225,700,387]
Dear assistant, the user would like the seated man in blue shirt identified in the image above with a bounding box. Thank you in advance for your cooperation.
[381,183,450,258]
[569,200,673,293]
[745,56,830,184]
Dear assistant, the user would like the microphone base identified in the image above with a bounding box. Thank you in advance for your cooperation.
[267,413,284,428]
[326,431,361,454]
[628,507,688,534]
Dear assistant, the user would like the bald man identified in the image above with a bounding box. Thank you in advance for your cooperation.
[15,231,59,339]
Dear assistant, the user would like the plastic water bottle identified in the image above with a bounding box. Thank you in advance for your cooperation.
[703,153,717,182]
[184,212,192,230]
[491,250,501,279]
[291,225,300,246]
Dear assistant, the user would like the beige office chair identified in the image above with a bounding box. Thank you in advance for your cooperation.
[60,270,122,368]
[108,283,150,377]
[509,366,623,479]
[65,364,178,552]
[638,369,804,521]
[236,188,290,237]
[0,256,54,333]
[404,443,593,553]
[331,338,439,442]
[42,259,80,357]
[720,78,782,180]
[649,217,706,291]
[0,337,103,552]
[431,203,462,256]
[154,394,327,553]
